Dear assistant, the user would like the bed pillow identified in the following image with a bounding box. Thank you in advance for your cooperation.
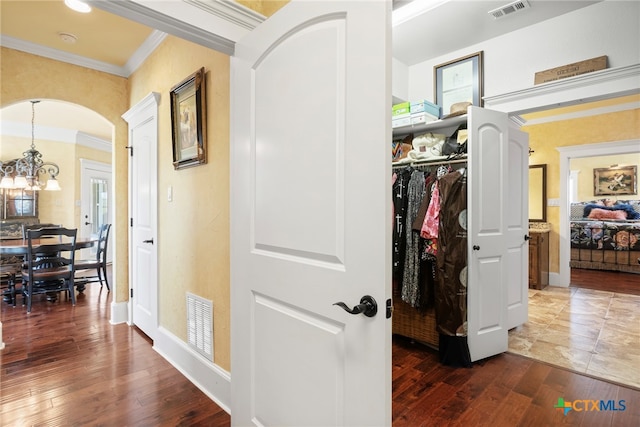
[587,208,627,220]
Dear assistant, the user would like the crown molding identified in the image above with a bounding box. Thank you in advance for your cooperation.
[184,0,264,30]
[0,35,129,77]
[1,121,111,152]
[90,0,235,55]
[484,64,640,116]
[124,30,168,76]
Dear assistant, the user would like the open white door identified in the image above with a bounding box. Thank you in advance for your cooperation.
[230,1,391,425]
[123,93,160,340]
[507,125,529,329]
[467,106,509,362]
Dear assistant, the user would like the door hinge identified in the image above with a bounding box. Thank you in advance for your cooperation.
[130,288,133,298]
[125,146,133,156]
[386,298,393,319]
[130,218,133,227]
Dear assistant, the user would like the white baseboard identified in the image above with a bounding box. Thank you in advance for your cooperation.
[153,326,231,414]
[549,272,568,287]
[110,301,129,324]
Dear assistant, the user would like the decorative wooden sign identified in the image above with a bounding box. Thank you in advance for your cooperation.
[534,55,607,85]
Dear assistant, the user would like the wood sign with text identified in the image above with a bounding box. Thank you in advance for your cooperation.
[534,56,607,85]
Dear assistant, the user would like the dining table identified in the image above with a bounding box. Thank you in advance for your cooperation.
[1,236,97,304]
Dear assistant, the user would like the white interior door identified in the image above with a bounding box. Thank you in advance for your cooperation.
[507,125,529,329]
[467,106,509,362]
[79,159,112,262]
[230,1,391,425]
[123,93,159,341]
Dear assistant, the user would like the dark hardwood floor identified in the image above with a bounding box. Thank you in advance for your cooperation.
[570,267,640,296]
[1,268,638,426]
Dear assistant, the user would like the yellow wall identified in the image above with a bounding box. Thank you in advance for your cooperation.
[128,36,231,371]
[523,108,640,273]
[1,47,130,304]
[1,134,111,228]
[237,0,288,16]
[570,154,640,203]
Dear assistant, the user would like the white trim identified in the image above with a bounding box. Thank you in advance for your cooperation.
[124,30,167,76]
[484,64,640,115]
[522,101,640,126]
[0,35,129,77]
[110,301,129,325]
[76,132,112,152]
[154,326,231,414]
[556,139,640,287]
[91,0,235,54]
[122,92,161,125]
[184,0,264,30]
[2,121,111,151]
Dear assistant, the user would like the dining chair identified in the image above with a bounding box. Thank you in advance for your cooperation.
[1,256,23,307]
[22,223,61,238]
[21,226,78,313]
[74,223,111,291]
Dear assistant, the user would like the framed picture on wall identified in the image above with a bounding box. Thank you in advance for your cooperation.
[593,165,637,196]
[434,51,483,116]
[170,67,207,170]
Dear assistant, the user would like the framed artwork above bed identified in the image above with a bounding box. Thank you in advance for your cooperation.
[593,165,637,196]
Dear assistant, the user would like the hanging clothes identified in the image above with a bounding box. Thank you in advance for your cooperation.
[434,168,471,367]
[401,170,425,307]
[392,167,412,287]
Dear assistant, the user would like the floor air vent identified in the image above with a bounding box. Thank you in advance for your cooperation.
[187,293,213,361]
[488,0,530,19]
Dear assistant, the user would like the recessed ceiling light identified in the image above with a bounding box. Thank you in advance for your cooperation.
[64,0,92,13]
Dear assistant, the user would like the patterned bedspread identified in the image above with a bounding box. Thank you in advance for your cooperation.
[570,220,640,251]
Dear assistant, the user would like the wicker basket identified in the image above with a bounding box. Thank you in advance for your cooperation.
[392,298,438,348]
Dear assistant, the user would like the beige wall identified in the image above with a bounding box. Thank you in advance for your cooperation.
[523,108,640,273]
[128,35,231,371]
[1,47,130,304]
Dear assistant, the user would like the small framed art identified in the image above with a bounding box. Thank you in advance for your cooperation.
[434,51,483,116]
[593,165,637,196]
[170,67,207,170]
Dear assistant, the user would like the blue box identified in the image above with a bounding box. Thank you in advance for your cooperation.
[410,100,441,119]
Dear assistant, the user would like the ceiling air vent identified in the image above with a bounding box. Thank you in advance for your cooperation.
[489,0,531,19]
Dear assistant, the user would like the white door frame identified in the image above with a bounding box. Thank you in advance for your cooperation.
[556,139,640,286]
[122,92,160,334]
[79,159,113,261]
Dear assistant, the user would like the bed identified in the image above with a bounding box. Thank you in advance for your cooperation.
[570,200,640,274]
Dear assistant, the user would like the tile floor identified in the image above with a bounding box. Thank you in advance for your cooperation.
[508,286,640,390]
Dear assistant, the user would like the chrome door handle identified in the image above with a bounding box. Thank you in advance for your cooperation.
[333,295,377,317]
[143,238,154,244]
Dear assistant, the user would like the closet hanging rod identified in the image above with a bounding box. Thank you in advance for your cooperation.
[392,157,467,169]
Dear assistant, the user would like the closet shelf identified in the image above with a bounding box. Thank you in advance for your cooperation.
[392,156,467,169]
[392,114,467,138]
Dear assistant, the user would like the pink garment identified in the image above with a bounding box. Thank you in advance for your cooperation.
[421,183,440,239]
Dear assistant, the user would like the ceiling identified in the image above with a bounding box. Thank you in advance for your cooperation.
[0,0,618,143]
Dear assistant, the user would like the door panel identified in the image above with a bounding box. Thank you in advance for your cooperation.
[468,106,509,362]
[131,118,157,339]
[123,94,159,341]
[231,2,391,426]
[507,126,529,329]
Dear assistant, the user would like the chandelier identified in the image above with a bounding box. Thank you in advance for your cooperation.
[0,100,61,191]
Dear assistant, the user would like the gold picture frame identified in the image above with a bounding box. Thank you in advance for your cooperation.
[593,165,637,196]
[170,67,207,170]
